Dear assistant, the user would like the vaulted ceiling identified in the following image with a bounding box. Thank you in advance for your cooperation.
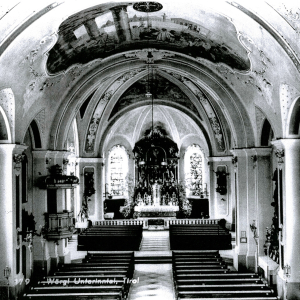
[1,0,300,156]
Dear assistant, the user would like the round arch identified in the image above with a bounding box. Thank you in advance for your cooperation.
[49,52,255,155]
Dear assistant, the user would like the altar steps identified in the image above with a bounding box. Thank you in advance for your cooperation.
[139,230,170,251]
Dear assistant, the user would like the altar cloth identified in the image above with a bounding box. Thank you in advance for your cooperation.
[134,205,179,212]
[134,205,179,217]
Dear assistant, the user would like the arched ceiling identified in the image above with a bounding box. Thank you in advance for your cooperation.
[103,105,208,151]
[1,0,300,154]
[46,1,250,74]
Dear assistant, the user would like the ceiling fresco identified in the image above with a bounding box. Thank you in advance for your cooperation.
[46,3,250,74]
[110,72,200,118]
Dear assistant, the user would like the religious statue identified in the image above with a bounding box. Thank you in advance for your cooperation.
[152,180,161,206]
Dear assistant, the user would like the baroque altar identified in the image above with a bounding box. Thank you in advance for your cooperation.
[132,125,180,218]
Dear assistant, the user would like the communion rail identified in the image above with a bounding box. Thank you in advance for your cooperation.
[93,219,221,229]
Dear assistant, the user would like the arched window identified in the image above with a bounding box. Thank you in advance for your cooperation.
[108,145,128,196]
[184,145,204,196]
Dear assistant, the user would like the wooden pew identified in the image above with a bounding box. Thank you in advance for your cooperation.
[23,252,134,300]
[172,251,278,300]
[169,224,232,250]
[77,225,143,251]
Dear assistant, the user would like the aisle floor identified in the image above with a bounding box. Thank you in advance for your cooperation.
[127,264,176,300]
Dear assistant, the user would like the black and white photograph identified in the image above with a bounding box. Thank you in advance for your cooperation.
[0,0,299,299]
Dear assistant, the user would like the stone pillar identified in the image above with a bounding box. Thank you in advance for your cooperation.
[253,148,272,256]
[0,145,27,298]
[231,149,256,271]
[110,5,132,43]
[275,139,300,299]
[57,239,70,264]
[84,19,101,39]
[32,151,52,276]
[48,242,58,271]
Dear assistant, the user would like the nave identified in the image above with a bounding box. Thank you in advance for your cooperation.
[2,1,300,298]
[22,224,278,300]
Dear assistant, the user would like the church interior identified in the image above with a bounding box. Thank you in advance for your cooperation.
[1,0,300,299]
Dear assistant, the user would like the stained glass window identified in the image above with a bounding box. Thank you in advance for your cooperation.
[108,145,128,196]
[185,145,204,196]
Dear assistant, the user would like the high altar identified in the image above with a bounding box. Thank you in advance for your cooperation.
[132,125,180,218]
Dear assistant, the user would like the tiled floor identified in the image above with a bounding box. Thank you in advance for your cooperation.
[128,230,176,300]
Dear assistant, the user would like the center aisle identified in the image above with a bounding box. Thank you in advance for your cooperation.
[128,229,176,300]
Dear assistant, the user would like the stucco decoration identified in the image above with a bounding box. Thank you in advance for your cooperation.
[273,3,300,36]
[0,88,15,141]
[85,68,144,152]
[280,83,300,133]
[21,34,105,115]
[22,34,60,114]
[231,2,300,73]
[161,69,225,152]
[255,106,266,142]
[124,48,175,63]
[215,32,274,108]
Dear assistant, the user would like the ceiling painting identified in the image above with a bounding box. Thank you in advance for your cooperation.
[46,3,250,74]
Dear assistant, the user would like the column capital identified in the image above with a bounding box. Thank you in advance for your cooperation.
[270,138,300,152]
[271,139,284,150]
[276,138,300,151]
[0,144,27,155]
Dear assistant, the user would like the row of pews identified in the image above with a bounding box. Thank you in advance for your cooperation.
[77,224,143,251]
[77,223,230,251]
[169,224,232,250]
[172,251,279,299]
[23,252,134,300]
